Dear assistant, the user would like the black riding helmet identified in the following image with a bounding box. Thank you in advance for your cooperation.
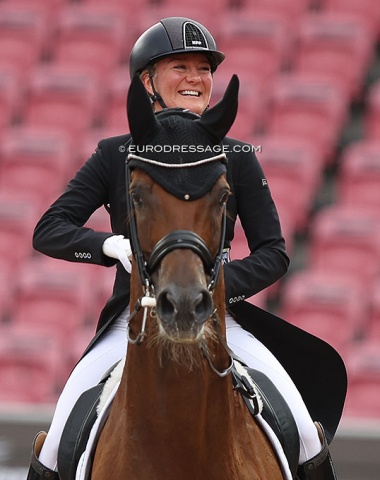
[129,17,225,80]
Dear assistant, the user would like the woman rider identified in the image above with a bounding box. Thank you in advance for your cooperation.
[27,17,336,480]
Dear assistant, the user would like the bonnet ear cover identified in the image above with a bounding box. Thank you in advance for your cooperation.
[197,74,239,142]
[127,75,159,145]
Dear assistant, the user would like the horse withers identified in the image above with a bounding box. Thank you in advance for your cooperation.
[90,75,285,480]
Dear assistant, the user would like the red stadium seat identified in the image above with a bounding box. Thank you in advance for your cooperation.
[235,0,309,30]
[344,340,380,418]
[266,72,348,164]
[293,13,375,100]
[50,5,128,76]
[0,0,66,19]
[318,0,380,41]
[280,269,366,355]
[0,324,62,403]
[0,127,73,209]
[0,4,48,75]
[137,1,227,33]
[10,258,93,344]
[0,193,38,278]
[308,205,380,288]
[23,65,100,142]
[218,11,292,88]
[337,139,380,213]
[364,80,380,140]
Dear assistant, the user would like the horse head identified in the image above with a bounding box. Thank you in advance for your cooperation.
[125,74,239,354]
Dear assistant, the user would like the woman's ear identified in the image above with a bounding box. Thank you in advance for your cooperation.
[141,71,154,96]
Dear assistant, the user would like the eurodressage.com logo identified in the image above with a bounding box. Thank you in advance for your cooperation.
[128,144,262,154]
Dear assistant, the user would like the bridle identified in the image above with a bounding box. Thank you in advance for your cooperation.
[124,151,233,377]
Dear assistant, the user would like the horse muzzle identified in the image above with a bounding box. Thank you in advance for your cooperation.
[156,282,214,342]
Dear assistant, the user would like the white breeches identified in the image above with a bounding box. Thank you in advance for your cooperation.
[39,308,321,470]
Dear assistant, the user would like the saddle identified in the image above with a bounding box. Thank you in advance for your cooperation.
[57,360,299,480]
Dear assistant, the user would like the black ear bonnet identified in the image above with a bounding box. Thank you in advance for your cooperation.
[126,74,239,200]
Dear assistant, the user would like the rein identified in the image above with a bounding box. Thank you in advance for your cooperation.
[124,152,232,376]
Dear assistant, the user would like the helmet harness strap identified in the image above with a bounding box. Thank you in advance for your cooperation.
[147,65,168,110]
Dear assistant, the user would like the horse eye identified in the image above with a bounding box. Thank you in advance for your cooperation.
[131,192,143,208]
[219,191,230,206]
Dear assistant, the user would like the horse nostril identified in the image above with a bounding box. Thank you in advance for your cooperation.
[157,291,176,322]
[194,290,213,323]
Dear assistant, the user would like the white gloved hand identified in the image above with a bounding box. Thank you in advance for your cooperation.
[102,235,132,273]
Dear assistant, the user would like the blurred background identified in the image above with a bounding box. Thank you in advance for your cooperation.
[0,0,379,478]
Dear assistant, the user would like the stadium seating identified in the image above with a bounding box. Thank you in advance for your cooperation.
[0,0,67,18]
[337,139,380,213]
[49,4,129,76]
[265,72,348,164]
[0,193,38,280]
[344,339,380,418]
[308,205,380,288]
[0,126,73,209]
[22,65,100,143]
[10,258,93,345]
[218,11,292,88]
[0,323,62,403]
[280,269,367,355]
[235,0,310,30]
[0,3,49,74]
[292,12,375,100]
[138,0,228,32]
[318,0,380,41]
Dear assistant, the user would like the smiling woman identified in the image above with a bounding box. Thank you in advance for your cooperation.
[141,53,213,115]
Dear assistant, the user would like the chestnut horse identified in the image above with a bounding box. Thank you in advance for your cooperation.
[91,75,284,479]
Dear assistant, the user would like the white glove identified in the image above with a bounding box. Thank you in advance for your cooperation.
[102,235,132,273]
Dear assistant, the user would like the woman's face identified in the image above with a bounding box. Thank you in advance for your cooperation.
[142,53,213,115]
